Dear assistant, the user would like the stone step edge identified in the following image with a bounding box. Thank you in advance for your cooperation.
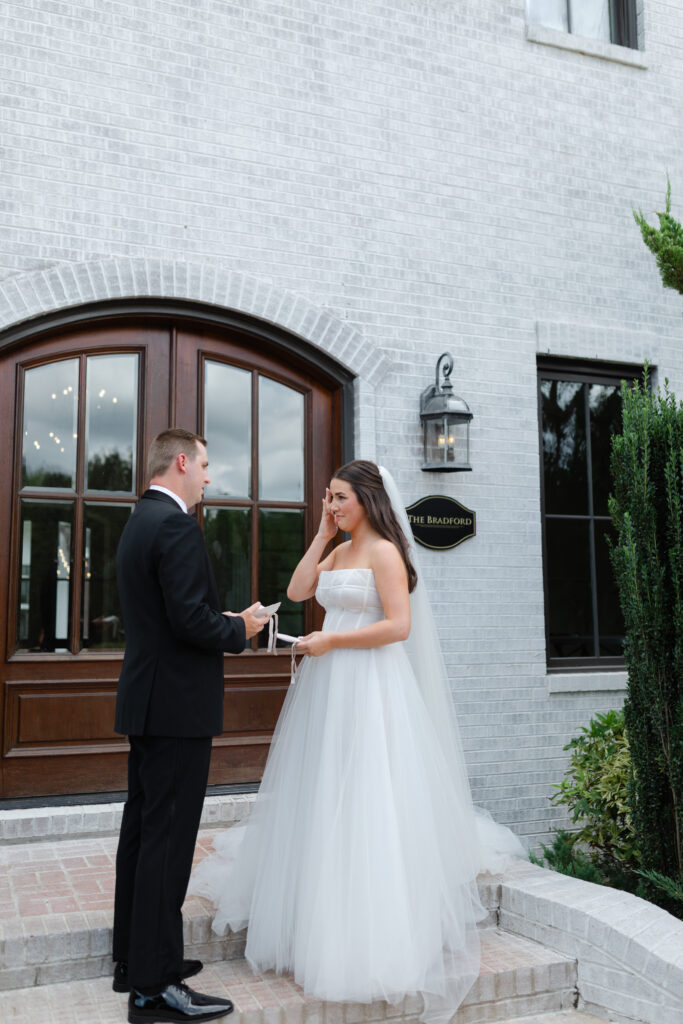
[0,934,578,1021]
[497,861,683,1024]
[0,793,257,844]
[0,891,501,983]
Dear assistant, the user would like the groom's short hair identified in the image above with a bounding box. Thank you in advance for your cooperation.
[148,428,207,480]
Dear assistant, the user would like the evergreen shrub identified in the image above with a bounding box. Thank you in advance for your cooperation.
[609,372,683,914]
[633,179,683,296]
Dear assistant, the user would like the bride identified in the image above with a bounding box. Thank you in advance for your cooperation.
[190,460,524,1019]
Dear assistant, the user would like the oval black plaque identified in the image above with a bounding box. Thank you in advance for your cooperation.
[405,495,476,550]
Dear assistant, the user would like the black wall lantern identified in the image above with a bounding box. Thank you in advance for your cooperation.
[420,352,472,472]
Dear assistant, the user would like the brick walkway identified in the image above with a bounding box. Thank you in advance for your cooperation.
[0,826,595,1022]
[0,829,562,976]
[0,829,217,920]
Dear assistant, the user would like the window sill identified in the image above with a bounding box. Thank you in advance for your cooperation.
[547,670,627,694]
[525,23,648,69]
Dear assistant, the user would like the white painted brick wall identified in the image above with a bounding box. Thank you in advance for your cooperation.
[1,0,683,842]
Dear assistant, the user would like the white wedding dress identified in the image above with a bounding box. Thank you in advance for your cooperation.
[190,566,525,1019]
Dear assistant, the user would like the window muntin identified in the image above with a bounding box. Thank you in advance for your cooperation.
[16,345,324,658]
[538,361,640,667]
[527,0,638,49]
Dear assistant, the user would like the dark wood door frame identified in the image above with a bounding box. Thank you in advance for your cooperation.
[0,301,353,800]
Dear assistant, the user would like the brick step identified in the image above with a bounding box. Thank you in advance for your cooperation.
[0,794,255,844]
[0,931,580,1024]
[0,828,503,991]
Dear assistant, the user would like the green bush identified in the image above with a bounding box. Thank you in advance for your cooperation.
[530,830,610,886]
[633,179,683,296]
[551,709,639,875]
[609,373,683,913]
[533,703,683,916]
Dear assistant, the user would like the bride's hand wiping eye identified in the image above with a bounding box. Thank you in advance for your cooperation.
[317,488,338,542]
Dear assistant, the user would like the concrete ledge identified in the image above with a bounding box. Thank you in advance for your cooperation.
[525,24,648,69]
[0,792,257,843]
[490,861,683,1024]
[547,672,627,695]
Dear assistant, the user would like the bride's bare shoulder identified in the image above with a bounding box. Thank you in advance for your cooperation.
[369,538,404,569]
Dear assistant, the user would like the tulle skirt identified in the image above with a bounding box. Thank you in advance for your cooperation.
[190,641,518,1017]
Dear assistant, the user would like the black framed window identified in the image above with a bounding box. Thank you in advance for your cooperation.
[538,357,643,669]
[527,0,639,49]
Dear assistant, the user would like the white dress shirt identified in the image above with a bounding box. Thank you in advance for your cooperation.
[148,484,187,514]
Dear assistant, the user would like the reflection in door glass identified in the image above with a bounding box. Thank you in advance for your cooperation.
[258,377,304,501]
[204,507,251,614]
[258,509,304,646]
[22,360,79,489]
[17,500,74,652]
[85,354,138,492]
[204,361,251,498]
[82,503,133,649]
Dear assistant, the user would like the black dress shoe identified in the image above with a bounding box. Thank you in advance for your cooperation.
[128,982,234,1023]
[113,959,203,993]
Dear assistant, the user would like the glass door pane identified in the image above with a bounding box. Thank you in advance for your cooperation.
[85,354,138,492]
[204,507,251,613]
[81,503,133,649]
[258,509,305,646]
[258,376,304,501]
[22,359,79,489]
[203,361,251,498]
[17,500,74,652]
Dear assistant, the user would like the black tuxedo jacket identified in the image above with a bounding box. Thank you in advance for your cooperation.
[114,489,246,737]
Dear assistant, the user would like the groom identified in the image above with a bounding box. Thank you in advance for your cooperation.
[112,428,265,1024]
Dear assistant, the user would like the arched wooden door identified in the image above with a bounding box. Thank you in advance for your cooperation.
[0,308,349,799]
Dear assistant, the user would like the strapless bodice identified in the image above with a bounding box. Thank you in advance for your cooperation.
[315,568,384,628]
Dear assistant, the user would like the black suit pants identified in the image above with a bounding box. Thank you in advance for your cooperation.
[113,735,212,994]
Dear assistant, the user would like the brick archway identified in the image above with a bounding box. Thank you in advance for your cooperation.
[0,258,390,457]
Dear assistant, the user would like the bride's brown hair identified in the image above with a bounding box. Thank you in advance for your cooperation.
[332,460,418,593]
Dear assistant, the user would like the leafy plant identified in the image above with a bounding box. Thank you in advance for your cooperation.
[551,709,639,874]
[530,831,608,885]
[633,178,683,295]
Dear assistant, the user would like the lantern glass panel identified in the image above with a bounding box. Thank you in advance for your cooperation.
[424,416,469,467]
